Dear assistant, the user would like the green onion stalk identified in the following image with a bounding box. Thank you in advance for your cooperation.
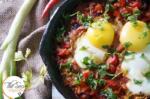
[0,0,37,98]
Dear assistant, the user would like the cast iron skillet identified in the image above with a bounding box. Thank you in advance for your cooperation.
[39,0,80,99]
[39,0,149,99]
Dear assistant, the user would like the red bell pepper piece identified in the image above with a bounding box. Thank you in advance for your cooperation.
[130,1,141,8]
[119,0,126,7]
[107,54,119,66]
[41,0,60,19]
[82,70,90,79]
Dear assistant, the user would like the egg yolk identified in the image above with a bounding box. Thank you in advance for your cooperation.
[85,21,115,49]
[120,21,150,52]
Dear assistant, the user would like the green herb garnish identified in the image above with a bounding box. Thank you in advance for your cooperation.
[105,3,114,13]
[133,79,143,85]
[80,46,88,51]
[139,31,148,39]
[92,21,104,30]
[102,45,109,49]
[98,64,115,78]
[124,42,132,48]
[86,74,98,89]
[127,9,141,26]
[74,73,83,85]
[101,88,117,99]
[144,71,150,80]
[82,57,97,69]
[77,11,93,27]
[146,23,150,30]
[141,53,145,58]
[86,74,105,89]
[124,51,135,56]
[61,60,72,70]
[124,51,135,59]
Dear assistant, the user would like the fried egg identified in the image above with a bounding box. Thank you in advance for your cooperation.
[121,45,150,95]
[120,21,150,52]
[74,21,115,68]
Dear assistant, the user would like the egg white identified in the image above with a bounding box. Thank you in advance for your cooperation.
[74,37,106,68]
[121,45,150,95]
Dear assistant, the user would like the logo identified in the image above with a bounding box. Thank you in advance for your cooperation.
[3,76,25,98]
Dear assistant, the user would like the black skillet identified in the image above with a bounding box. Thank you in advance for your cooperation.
[40,0,80,99]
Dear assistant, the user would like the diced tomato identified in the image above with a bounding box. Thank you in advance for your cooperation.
[57,48,70,57]
[130,1,141,8]
[82,70,91,79]
[113,10,120,18]
[94,4,103,13]
[119,0,126,7]
[117,44,124,52]
[75,83,90,94]
[61,42,70,49]
[107,54,119,66]
[72,60,80,72]
[113,2,120,9]
[108,65,117,73]
[98,96,106,99]
[120,7,128,14]
[90,90,98,97]
[106,80,118,89]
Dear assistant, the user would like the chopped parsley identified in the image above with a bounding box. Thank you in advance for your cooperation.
[146,23,150,30]
[82,57,97,69]
[133,79,143,85]
[80,46,88,51]
[139,31,148,39]
[77,11,93,27]
[86,74,98,89]
[101,88,117,99]
[124,42,132,48]
[86,74,105,89]
[143,71,150,80]
[124,51,135,56]
[74,73,83,85]
[140,53,150,65]
[92,21,104,30]
[102,45,109,49]
[98,64,115,78]
[124,51,135,59]
[105,3,114,13]
[61,60,72,70]
[141,53,145,59]
[127,9,141,26]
